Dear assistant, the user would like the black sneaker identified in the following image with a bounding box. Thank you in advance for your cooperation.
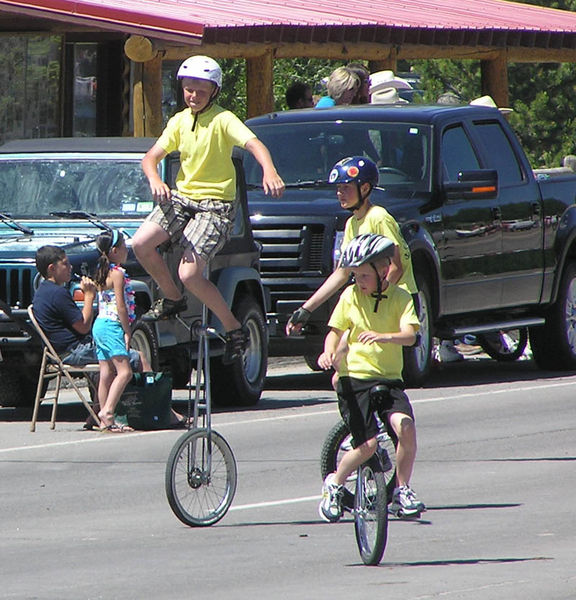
[142,297,187,321]
[222,326,249,364]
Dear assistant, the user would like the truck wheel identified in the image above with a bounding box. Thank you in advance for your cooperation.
[211,297,267,407]
[530,261,576,370]
[477,329,528,362]
[131,319,160,372]
[0,365,44,407]
[402,278,433,387]
[304,353,323,371]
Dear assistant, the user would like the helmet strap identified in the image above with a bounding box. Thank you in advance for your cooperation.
[346,182,372,213]
[190,85,219,132]
[369,263,387,312]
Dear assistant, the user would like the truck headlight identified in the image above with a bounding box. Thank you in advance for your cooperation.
[332,231,345,269]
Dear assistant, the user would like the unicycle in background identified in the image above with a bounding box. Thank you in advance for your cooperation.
[165,302,237,527]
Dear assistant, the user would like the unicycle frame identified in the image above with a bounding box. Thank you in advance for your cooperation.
[165,260,238,527]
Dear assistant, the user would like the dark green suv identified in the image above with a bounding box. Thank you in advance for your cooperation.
[0,137,267,408]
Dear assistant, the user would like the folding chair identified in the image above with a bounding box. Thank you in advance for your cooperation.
[27,304,100,432]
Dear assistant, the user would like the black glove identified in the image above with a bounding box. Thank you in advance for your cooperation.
[288,306,311,327]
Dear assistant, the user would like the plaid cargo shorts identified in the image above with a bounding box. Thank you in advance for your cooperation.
[144,191,236,262]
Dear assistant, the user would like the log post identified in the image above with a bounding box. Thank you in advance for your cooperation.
[131,57,163,137]
[480,52,509,109]
[368,48,397,74]
[246,52,275,118]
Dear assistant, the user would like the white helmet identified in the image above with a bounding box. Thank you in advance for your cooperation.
[177,55,222,89]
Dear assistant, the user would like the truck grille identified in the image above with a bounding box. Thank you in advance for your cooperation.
[251,220,334,312]
[252,223,326,274]
[0,267,34,308]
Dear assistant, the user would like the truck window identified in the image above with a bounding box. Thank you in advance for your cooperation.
[245,122,431,192]
[472,121,524,185]
[441,125,481,181]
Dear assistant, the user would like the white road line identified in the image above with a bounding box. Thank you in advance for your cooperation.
[229,495,320,511]
[1,378,573,455]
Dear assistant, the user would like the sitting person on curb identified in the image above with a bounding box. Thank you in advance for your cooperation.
[317,233,425,522]
[132,55,284,364]
[32,245,188,430]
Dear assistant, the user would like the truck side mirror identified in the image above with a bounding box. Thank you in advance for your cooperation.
[443,169,498,200]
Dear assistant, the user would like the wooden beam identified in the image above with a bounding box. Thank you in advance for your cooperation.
[158,41,576,64]
[132,56,163,137]
[481,52,509,108]
[246,52,274,118]
[369,47,397,73]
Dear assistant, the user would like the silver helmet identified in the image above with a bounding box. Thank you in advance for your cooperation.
[340,233,395,268]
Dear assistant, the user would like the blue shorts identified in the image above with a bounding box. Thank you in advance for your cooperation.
[92,318,131,361]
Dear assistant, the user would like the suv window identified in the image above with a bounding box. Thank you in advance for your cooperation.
[0,156,152,217]
[245,122,432,192]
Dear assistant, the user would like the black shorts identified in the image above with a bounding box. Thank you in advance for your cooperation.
[336,376,414,447]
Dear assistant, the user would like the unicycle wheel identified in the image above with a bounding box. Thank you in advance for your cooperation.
[354,456,388,565]
[165,428,237,527]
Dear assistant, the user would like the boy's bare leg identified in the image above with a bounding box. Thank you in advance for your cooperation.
[178,249,240,331]
[132,222,183,301]
[333,437,378,486]
[389,412,417,486]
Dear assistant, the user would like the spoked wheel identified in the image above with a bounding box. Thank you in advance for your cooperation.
[354,456,388,566]
[320,420,397,509]
[320,420,356,511]
[165,428,237,527]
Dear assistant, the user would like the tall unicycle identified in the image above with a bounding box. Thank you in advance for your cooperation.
[165,300,238,526]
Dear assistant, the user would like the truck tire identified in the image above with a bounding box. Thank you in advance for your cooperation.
[130,319,160,372]
[211,296,267,407]
[402,278,433,387]
[530,261,576,370]
[478,329,528,362]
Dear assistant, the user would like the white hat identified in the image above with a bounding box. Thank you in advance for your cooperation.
[369,70,412,94]
[370,87,408,104]
[470,95,513,114]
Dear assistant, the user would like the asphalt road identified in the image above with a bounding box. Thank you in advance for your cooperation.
[1,355,575,599]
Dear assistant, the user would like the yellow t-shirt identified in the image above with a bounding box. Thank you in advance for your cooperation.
[157,104,256,201]
[328,283,419,381]
[343,204,417,294]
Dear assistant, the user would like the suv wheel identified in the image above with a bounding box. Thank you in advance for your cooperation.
[0,364,44,407]
[211,296,267,407]
[131,319,160,371]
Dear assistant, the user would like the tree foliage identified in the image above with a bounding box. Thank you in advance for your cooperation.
[218,0,576,168]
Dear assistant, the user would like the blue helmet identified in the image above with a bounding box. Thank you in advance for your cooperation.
[327,156,379,188]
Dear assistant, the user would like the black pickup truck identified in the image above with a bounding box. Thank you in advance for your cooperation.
[244,104,576,385]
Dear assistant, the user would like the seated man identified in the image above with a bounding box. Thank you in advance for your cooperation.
[33,245,187,429]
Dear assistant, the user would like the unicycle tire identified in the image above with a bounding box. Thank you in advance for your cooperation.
[320,420,356,511]
[354,456,388,566]
[165,428,237,527]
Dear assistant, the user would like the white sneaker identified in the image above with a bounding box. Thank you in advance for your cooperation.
[389,485,425,518]
[318,473,344,523]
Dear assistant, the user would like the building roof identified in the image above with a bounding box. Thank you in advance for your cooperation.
[2,0,576,48]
